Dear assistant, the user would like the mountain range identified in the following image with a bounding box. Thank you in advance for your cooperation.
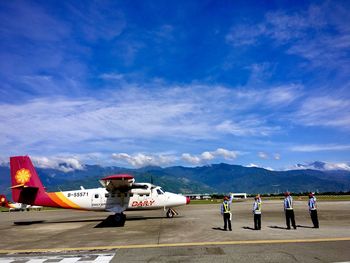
[0,162,350,198]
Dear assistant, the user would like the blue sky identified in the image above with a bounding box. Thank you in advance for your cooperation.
[0,0,350,171]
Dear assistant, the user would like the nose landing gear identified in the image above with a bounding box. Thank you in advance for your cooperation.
[166,208,178,218]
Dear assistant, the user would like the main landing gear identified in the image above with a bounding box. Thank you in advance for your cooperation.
[166,208,179,218]
[114,212,126,226]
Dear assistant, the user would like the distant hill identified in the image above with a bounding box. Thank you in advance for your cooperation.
[0,162,349,198]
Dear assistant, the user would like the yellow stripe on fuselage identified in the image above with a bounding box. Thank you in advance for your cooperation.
[55,192,81,209]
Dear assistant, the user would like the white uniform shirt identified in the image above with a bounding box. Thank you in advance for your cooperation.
[308,196,317,211]
[284,195,293,210]
[253,200,261,214]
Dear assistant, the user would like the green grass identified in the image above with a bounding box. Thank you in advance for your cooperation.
[188,195,350,204]
[0,206,61,212]
[261,195,350,201]
[189,199,247,205]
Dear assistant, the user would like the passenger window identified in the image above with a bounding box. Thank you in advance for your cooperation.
[157,189,163,195]
[105,193,110,198]
[94,194,99,199]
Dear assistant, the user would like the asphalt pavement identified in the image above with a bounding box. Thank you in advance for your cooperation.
[0,200,349,262]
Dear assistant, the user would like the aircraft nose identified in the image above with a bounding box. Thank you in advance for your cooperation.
[186,196,190,204]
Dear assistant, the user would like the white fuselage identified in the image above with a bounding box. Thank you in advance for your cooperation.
[57,185,187,212]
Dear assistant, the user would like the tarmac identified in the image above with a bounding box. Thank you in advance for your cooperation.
[0,199,350,262]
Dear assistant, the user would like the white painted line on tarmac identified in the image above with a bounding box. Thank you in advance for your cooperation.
[59,257,81,263]
[0,253,115,263]
[26,259,46,263]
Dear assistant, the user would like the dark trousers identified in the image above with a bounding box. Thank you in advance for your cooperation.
[285,209,296,229]
[223,213,232,230]
[310,210,319,228]
[254,214,261,230]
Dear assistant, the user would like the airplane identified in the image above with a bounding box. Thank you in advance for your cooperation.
[0,194,42,211]
[9,156,190,225]
[0,194,20,211]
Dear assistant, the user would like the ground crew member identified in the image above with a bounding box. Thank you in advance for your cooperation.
[308,193,319,228]
[221,194,233,231]
[252,195,262,230]
[284,192,297,229]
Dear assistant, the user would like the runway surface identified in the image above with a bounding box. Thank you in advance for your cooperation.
[0,200,349,262]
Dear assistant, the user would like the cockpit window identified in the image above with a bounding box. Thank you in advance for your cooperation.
[157,188,164,195]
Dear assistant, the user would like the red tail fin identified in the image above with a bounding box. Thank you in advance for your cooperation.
[10,156,50,205]
[0,194,9,208]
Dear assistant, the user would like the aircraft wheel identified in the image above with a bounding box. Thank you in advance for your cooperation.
[114,213,126,226]
[166,209,174,218]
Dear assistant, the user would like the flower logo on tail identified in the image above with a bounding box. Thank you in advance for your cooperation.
[15,168,31,184]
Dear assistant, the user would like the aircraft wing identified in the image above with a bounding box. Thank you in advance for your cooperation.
[100,174,150,192]
[99,174,153,213]
[99,174,135,192]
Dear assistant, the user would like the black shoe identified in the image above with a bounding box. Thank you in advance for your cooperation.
[224,229,227,231]
[229,229,232,231]
[293,227,297,230]
[287,227,291,230]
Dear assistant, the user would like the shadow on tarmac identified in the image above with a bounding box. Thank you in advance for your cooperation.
[296,225,315,228]
[242,226,257,230]
[94,215,171,228]
[212,227,227,231]
[268,225,289,230]
[14,220,45,225]
[14,215,171,228]
[14,218,106,225]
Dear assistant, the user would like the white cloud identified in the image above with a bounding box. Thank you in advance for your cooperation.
[66,2,126,41]
[0,156,9,166]
[181,153,202,165]
[213,148,237,160]
[324,163,350,171]
[290,144,350,152]
[246,163,259,168]
[274,153,281,160]
[295,96,350,129]
[182,148,238,165]
[0,80,347,161]
[200,151,215,161]
[99,73,125,81]
[258,152,269,159]
[0,85,295,156]
[112,153,176,167]
[31,156,84,172]
[292,161,350,171]
[215,120,279,137]
[226,4,328,47]
[226,2,350,77]
[245,163,274,171]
